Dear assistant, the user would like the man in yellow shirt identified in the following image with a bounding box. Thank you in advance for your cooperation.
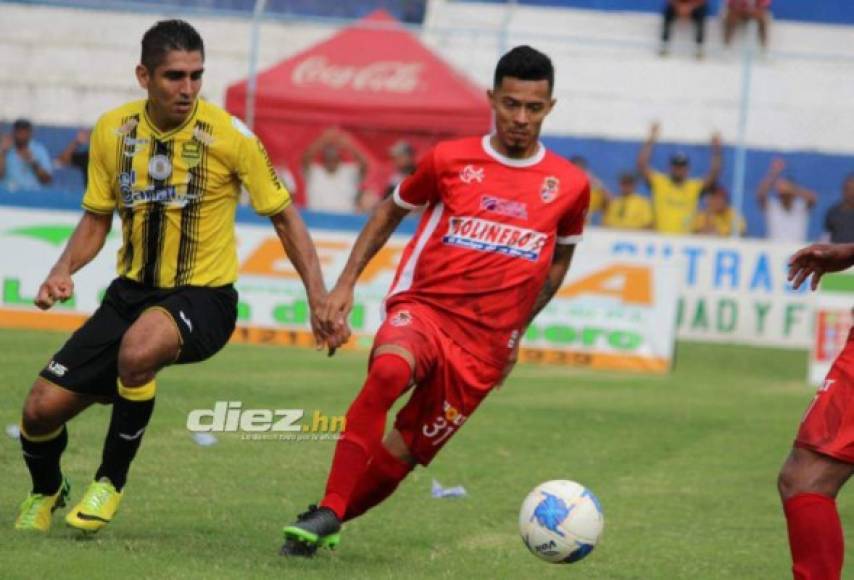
[13,20,338,534]
[637,122,723,235]
[693,183,745,236]
[603,172,653,230]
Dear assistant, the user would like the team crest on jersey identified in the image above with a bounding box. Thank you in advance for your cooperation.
[481,196,528,219]
[114,118,139,137]
[459,165,485,184]
[540,176,560,203]
[390,311,412,327]
[442,216,547,262]
[148,154,172,181]
[181,141,202,169]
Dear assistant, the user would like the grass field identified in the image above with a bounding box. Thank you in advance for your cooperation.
[0,328,849,579]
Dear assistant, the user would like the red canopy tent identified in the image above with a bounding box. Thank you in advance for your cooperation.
[225,10,491,206]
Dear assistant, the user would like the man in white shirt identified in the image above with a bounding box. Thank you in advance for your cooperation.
[757,158,817,242]
[301,128,367,213]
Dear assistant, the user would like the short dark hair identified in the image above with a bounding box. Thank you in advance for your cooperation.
[494,45,554,93]
[141,20,204,72]
[12,118,32,131]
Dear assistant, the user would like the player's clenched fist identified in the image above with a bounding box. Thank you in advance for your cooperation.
[34,269,74,310]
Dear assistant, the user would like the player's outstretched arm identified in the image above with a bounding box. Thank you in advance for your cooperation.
[788,243,854,291]
[320,197,409,332]
[35,210,112,310]
[637,122,659,186]
[703,132,723,190]
[269,205,339,351]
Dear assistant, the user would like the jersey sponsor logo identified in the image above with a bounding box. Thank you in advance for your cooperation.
[122,137,149,158]
[442,216,548,261]
[540,175,560,203]
[148,154,173,181]
[390,310,412,327]
[120,183,201,208]
[114,118,139,137]
[192,125,215,146]
[459,164,485,184]
[46,360,68,377]
[481,195,528,219]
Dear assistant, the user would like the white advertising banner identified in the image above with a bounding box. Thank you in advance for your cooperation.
[0,207,679,373]
[577,229,812,349]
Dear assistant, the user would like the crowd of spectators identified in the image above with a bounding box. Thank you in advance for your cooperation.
[1,117,850,242]
[660,0,773,59]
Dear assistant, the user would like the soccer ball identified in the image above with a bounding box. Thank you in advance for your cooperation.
[519,480,604,564]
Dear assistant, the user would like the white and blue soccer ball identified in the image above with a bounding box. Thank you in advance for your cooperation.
[519,479,604,564]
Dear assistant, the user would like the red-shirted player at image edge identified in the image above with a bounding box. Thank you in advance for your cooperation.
[778,242,854,580]
[279,45,591,557]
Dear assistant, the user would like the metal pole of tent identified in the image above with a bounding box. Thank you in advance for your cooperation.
[731,20,756,237]
[246,0,269,130]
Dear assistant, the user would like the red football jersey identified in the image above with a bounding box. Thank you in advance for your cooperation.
[385,135,590,368]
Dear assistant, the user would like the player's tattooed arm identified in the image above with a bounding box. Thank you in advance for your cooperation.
[788,243,854,291]
[527,244,577,326]
[320,197,409,331]
[35,210,112,310]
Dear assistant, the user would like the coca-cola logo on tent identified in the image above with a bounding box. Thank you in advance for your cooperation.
[292,56,422,93]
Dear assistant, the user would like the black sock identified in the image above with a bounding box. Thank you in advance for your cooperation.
[21,425,68,495]
[95,395,155,491]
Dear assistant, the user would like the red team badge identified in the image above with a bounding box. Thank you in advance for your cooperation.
[540,176,560,203]
[459,164,485,184]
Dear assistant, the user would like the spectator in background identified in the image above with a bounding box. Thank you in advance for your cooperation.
[0,119,53,191]
[384,140,416,199]
[570,155,610,224]
[757,158,816,242]
[724,0,772,51]
[55,129,91,188]
[603,172,653,230]
[637,122,722,235]
[693,183,745,237]
[823,174,854,243]
[660,0,709,59]
[302,127,367,213]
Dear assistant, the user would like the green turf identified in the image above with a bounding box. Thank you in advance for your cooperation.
[0,328,847,579]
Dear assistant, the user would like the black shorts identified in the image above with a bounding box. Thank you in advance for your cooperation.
[39,277,238,397]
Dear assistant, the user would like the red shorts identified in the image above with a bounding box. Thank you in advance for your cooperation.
[373,304,504,466]
[796,330,854,463]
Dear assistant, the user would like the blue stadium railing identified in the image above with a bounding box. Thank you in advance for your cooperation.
[472,0,854,26]
[1,0,427,23]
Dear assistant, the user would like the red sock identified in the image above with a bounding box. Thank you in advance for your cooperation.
[343,444,413,522]
[784,493,844,580]
[320,354,411,519]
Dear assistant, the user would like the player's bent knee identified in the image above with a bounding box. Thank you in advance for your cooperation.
[21,384,64,435]
[384,429,416,466]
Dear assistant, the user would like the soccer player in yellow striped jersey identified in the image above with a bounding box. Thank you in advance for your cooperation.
[13,20,340,535]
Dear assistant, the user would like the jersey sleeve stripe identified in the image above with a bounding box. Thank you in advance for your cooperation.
[392,183,422,211]
[557,234,583,245]
[81,202,115,214]
[255,196,292,217]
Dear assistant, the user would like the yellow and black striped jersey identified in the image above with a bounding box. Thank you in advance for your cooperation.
[82,98,290,288]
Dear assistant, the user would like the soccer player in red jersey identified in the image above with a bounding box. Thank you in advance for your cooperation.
[778,242,854,580]
[279,45,591,556]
